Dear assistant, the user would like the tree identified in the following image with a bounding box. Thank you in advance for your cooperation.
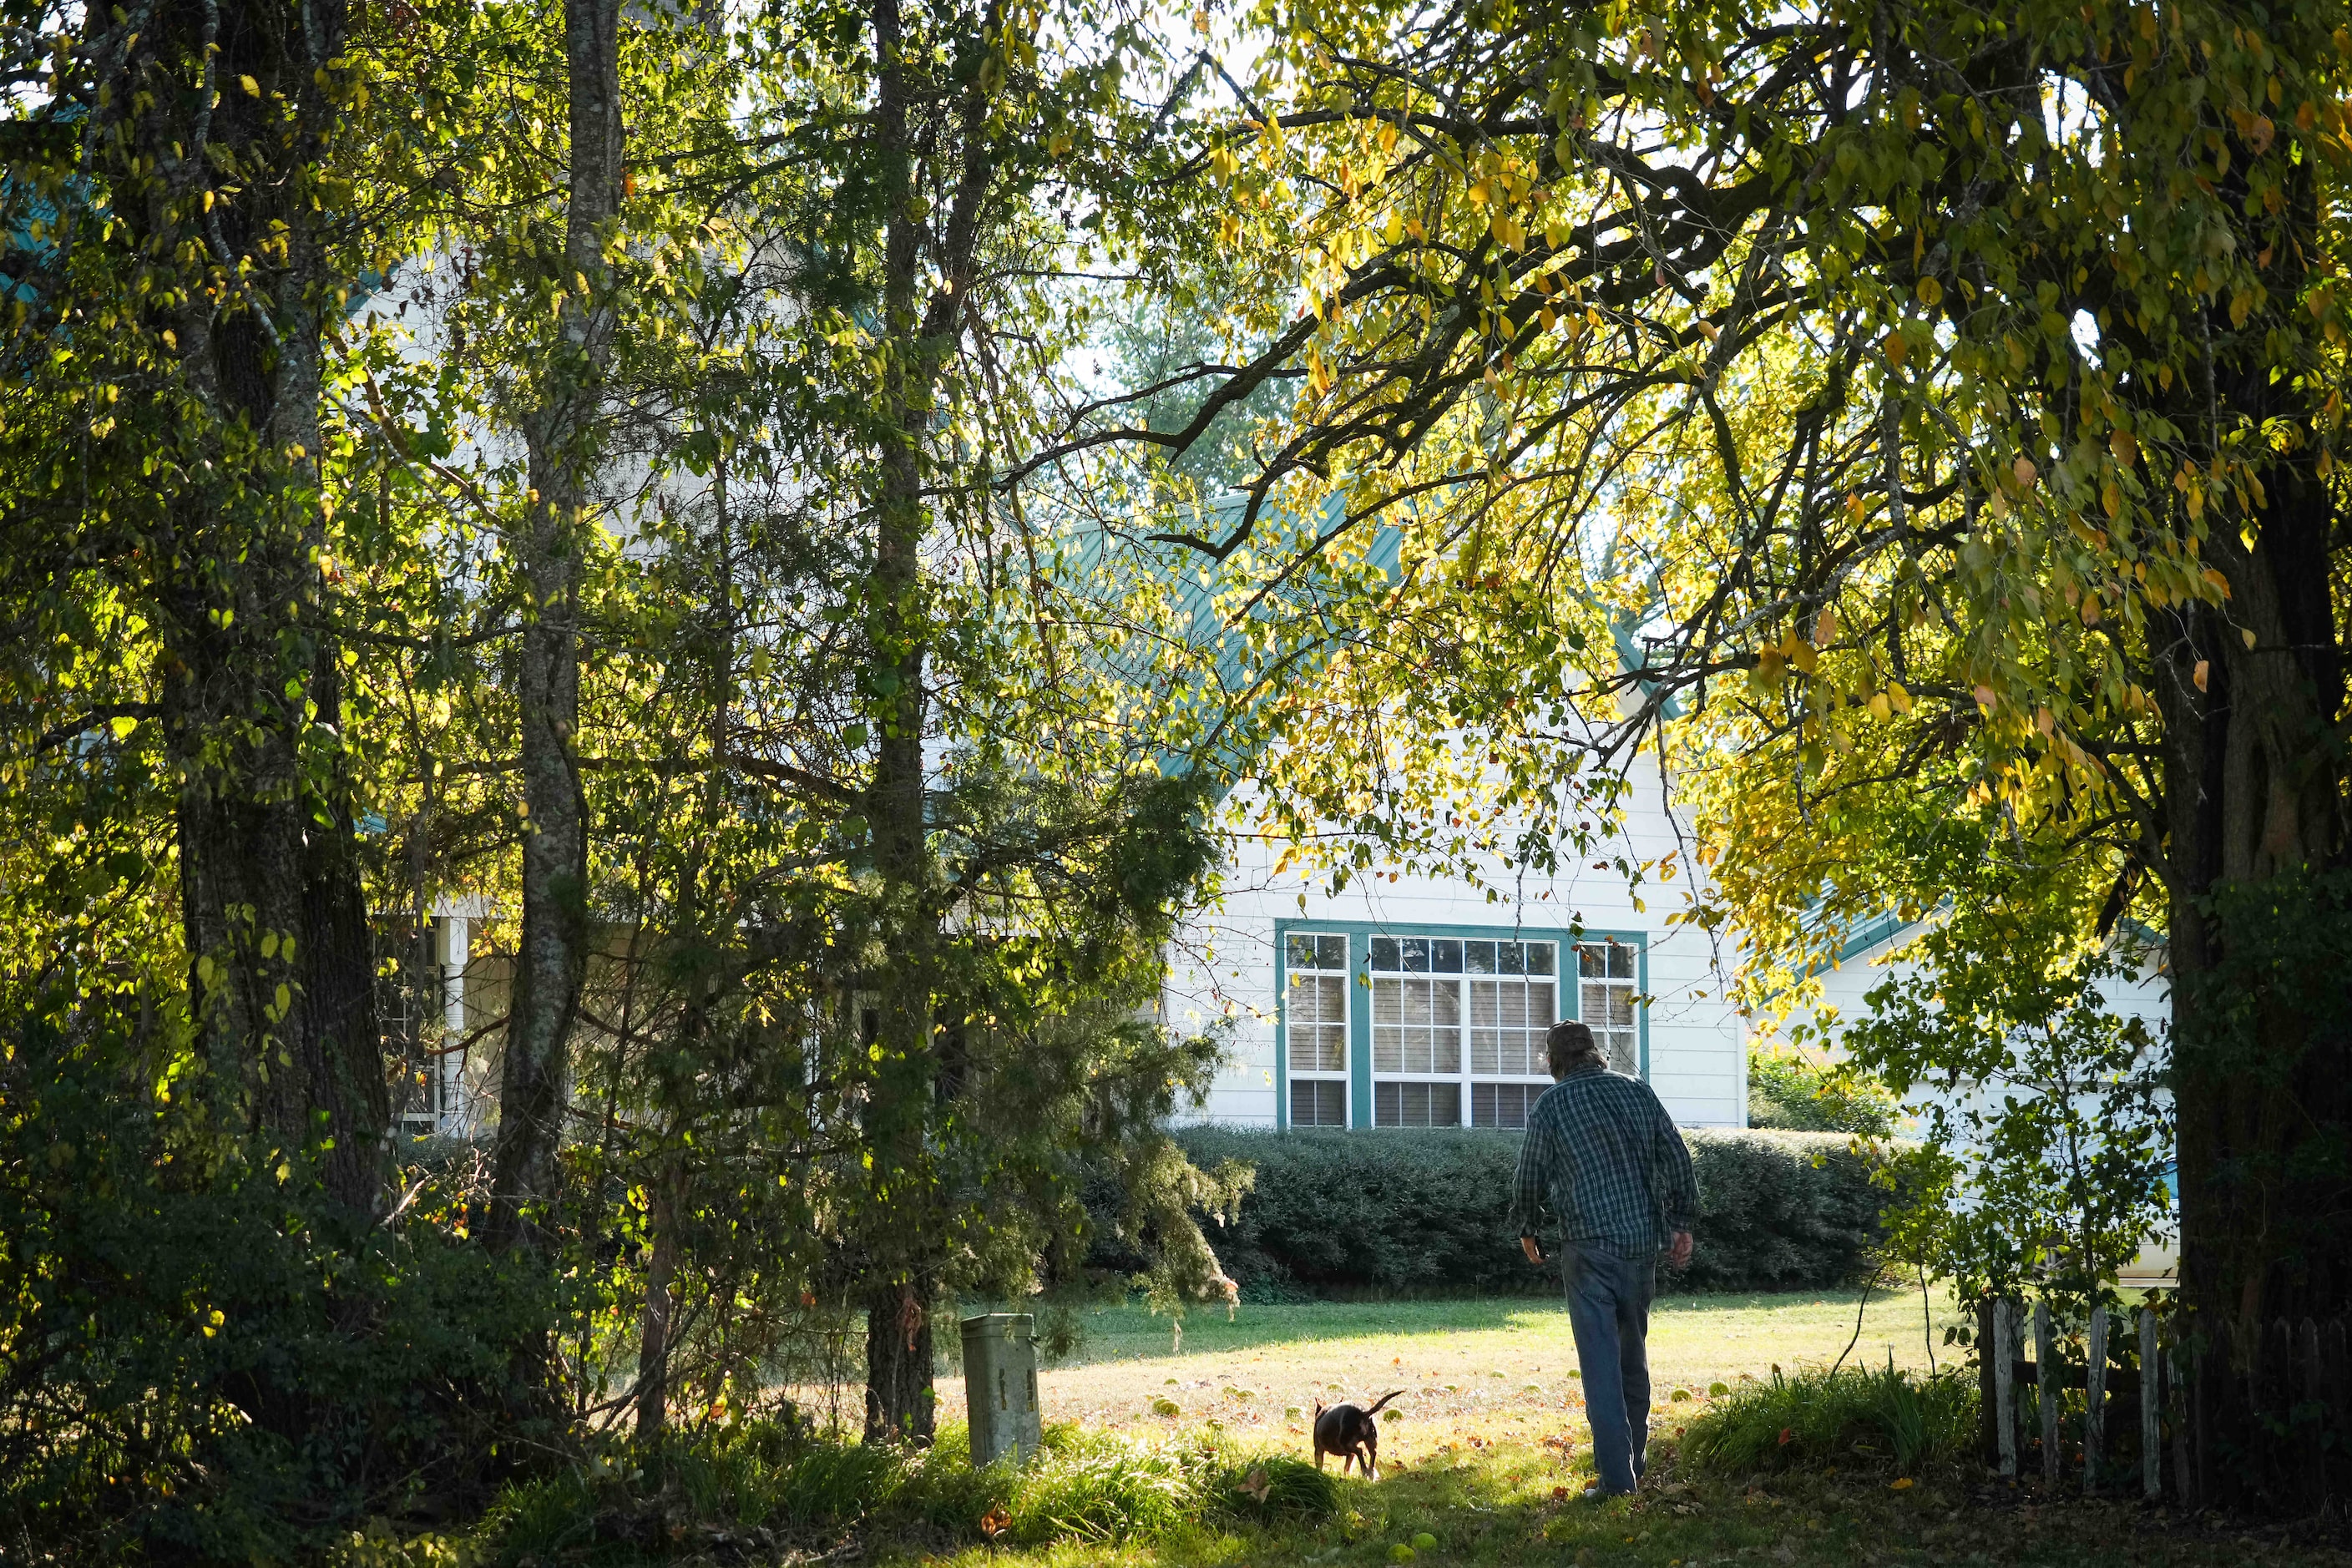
[0,0,396,1215]
[486,0,625,1256]
[1044,0,2349,1503]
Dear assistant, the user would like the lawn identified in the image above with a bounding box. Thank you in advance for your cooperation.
[873,1291,2347,1568]
[464,1291,2348,1568]
[936,1288,1967,1454]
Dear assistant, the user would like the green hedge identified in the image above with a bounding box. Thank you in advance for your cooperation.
[1161,1126,1887,1297]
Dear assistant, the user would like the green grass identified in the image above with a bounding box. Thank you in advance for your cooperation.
[353,1292,2345,1568]
[1039,1289,1963,1369]
[1680,1360,1976,1475]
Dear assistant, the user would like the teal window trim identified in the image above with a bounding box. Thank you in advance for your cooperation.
[1272,918,1651,1130]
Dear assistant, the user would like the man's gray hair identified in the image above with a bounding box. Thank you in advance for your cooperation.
[1546,1019,1605,1078]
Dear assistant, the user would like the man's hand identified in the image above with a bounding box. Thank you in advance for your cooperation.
[1666,1231,1693,1270]
[1520,1235,1545,1265]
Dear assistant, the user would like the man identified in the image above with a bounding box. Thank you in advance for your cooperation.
[1510,1019,1698,1498]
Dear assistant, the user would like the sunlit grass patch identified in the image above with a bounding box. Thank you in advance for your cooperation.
[1679,1361,1975,1479]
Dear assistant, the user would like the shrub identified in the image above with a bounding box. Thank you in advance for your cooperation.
[0,1012,554,1565]
[1747,1045,1903,1136]
[1679,1362,1975,1476]
[1146,1126,1887,1297]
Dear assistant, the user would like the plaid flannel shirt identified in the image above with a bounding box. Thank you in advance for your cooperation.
[1509,1062,1698,1257]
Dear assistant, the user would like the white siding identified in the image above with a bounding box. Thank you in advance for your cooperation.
[1163,756,1747,1130]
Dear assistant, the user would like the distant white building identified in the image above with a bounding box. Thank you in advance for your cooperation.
[1163,751,1752,1132]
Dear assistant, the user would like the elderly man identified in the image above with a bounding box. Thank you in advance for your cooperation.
[1510,1019,1698,1498]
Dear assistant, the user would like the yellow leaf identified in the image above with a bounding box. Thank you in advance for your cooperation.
[1813,606,1838,645]
[2243,628,2258,650]
[1888,681,1913,714]
[2193,660,2210,691]
[1915,276,1943,306]
[240,74,260,97]
[1889,1478,1914,1491]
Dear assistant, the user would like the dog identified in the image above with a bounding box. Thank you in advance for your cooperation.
[1312,1389,1404,1479]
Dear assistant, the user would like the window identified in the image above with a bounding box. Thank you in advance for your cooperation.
[1472,1081,1543,1130]
[1577,939,1641,1075]
[1368,936,1557,1127]
[1284,933,1350,1126]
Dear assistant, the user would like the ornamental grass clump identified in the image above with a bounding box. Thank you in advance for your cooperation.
[1678,1361,1975,1478]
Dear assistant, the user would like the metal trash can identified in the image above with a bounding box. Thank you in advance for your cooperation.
[960,1312,1041,1469]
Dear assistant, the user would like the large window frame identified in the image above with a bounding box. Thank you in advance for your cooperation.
[1272,921,1648,1130]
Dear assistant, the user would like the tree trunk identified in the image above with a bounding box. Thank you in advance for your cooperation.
[2157,390,2352,1508]
[148,0,386,1216]
[488,0,625,1252]
[856,0,939,1445]
[635,1161,683,1440]
[864,1277,937,1445]
[850,0,995,1442]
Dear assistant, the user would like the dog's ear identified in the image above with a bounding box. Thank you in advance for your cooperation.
[1313,1400,1325,1417]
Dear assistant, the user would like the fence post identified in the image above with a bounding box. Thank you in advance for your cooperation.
[2085,1305,2107,1493]
[2036,1298,2061,1488]
[2301,1318,2324,1509]
[1995,1297,2018,1480]
[2139,1307,2162,1502]
[2171,1318,2198,1508]
[2326,1318,2349,1504]
[1976,1297,2001,1467]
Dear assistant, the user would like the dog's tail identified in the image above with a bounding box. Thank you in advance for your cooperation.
[1361,1389,1406,1417]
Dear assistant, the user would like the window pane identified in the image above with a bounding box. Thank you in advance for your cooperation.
[1371,936,1400,971]
[1372,978,1403,1073]
[1288,974,1346,1072]
[1601,1029,1639,1075]
[1579,943,1606,977]
[1287,933,1319,970]
[1318,933,1349,970]
[1377,1080,1461,1127]
[1472,1082,1535,1130]
[1292,1079,1347,1126]
[1499,941,1525,975]
[1429,938,1462,973]
[1466,940,1495,974]
[1610,941,1636,979]
[1401,937,1429,973]
[1526,942,1555,976]
[1580,983,1636,1030]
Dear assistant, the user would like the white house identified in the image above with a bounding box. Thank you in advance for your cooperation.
[1163,751,1752,1132]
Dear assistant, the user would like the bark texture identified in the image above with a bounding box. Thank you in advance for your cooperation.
[139,0,387,1215]
[488,0,625,1252]
[2149,207,2352,1505]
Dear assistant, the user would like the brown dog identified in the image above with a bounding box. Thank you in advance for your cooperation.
[1313,1389,1404,1479]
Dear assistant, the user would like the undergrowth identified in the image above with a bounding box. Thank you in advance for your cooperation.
[335,1419,1337,1565]
[1678,1360,1975,1477]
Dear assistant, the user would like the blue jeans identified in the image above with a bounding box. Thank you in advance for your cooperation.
[1560,1244,1657,1495]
